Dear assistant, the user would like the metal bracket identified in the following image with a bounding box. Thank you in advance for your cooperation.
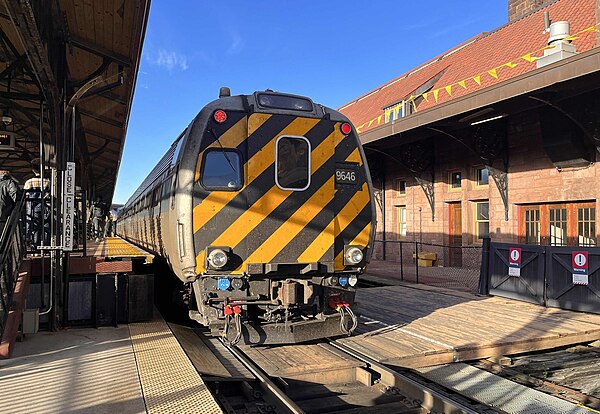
[487,165,509,221]
[472,119,509,221]
[399,140,436,220]
[415,176,435,220]
[38,245,64,251]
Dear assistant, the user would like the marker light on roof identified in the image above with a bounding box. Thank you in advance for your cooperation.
[214,110,227,123]
[341,122,352,135]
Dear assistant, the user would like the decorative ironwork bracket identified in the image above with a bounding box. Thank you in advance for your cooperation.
[399,140,436,221]
[487,165,508,221]
[415,176,435,220]
[472,119,509,221]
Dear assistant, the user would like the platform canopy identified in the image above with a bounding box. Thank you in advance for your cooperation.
[0,0,150,203]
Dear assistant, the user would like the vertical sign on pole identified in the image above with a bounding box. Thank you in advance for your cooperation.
[572,251,589,285]
[508,247,522,277]
[62,161,76,251]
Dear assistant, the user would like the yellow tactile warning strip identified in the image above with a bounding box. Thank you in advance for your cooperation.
[129,318,223,414]
[91,236,154,260]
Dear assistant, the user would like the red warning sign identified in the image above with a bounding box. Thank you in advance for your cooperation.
[509,248,521,266]
[572,251,588,271]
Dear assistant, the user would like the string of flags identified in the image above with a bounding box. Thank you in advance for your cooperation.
[356,22,600,133]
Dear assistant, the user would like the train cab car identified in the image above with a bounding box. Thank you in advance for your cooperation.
[117,89,376,345]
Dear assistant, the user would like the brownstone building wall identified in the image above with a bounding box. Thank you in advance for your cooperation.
[508,0,555,21]
[373,109,599,262]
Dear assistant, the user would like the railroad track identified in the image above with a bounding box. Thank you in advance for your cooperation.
[181,327,496,414]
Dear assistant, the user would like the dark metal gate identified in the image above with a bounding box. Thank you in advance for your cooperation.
[486,242,600,314]
[546,247,600,313]
[489,243,546,305]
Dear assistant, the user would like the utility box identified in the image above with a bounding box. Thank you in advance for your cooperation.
[127,274,154,322]
[22,308,39,334]
[413,252,437,267]
[66,272,154,327]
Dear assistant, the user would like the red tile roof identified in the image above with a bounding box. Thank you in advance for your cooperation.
[339,0,599,134]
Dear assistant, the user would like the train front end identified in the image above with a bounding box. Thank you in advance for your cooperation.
[191,91,375,345]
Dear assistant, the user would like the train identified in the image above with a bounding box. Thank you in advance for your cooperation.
[116,89,376,345]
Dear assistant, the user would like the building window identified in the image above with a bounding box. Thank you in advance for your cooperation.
[384,100,414,123]
[519,202,596,246]
[397,206,407,239]
[524,207,541,244]
[475,167,489,186]
[384,103,402,123]
[475,201,490,240]
[578,207,596,246]
[549,208,567,246]
[397,179,406,195]
[449,171,462,189]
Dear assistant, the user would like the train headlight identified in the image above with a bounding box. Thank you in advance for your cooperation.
[348,274,358,287]
[339,276,349,287]
[208,248,228,269]
[344,246,364,265]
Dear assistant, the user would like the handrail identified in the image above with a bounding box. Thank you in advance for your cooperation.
[0,193,26,339]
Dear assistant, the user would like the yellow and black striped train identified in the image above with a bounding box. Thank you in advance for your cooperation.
[117,89,375,345]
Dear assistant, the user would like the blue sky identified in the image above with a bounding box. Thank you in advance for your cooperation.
[113,0,507,204]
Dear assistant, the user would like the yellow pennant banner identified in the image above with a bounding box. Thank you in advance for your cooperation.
[354,22,600,134]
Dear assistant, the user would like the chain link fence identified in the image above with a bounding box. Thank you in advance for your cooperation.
[367,240,482,292]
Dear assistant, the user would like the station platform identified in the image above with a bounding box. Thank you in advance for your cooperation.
[86,236,154,261]
[0,314,222,414]
[65,236,154,275]
[339,283,600,368]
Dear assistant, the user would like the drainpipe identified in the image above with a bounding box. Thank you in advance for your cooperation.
[381,158,386,261]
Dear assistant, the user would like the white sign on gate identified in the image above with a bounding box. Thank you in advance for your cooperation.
[508,267,521,277]
[62,162,76,251]
[572,274,589,285]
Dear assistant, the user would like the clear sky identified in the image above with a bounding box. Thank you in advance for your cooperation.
[113,0,507,204]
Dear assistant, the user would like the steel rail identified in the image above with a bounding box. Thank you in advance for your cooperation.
[223,340,304,414]
[328,340,484,414]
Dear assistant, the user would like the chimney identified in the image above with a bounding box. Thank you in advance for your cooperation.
[536,20,577,68]
[508,0,553,22]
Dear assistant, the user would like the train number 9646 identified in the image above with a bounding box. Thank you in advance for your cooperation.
[335,168,358,185]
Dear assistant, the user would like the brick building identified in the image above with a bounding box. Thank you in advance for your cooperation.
[339,0,600,264]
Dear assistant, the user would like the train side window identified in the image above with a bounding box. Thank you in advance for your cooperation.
[200,149,243,191]
[160,174,172,211]
[276,135,310,191]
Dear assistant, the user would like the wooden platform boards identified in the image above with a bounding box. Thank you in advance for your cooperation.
[168,323,254,381]
[336,283,600,368]
[241,342,368,384]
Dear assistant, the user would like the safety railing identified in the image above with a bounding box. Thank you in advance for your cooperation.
[0,194,26,339]
[369,240,483,292]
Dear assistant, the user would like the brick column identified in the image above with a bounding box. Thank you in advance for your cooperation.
[509,0,553,22]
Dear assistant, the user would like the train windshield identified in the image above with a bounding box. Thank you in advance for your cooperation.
[276,136,310,190]
[201,149,243,190]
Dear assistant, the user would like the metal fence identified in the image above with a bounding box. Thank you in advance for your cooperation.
[0,195,26,339]
[368,240,482,292]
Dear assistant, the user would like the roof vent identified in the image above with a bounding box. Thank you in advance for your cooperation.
[536,20,577,68]
[547,21,571,44]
